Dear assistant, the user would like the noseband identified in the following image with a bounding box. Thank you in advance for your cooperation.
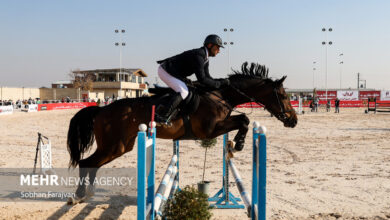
[272,88,295,122]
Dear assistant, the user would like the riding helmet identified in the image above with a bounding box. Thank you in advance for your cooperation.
[204,34,224,48]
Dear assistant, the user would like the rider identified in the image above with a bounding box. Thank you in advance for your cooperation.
[155,34,230,123]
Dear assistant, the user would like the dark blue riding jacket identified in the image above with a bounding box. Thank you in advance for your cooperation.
[157,47,222,88]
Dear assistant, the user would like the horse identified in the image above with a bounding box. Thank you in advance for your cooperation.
[66,62,297,204]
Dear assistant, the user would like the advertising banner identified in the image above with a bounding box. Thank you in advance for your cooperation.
[316,91,337,100]
[380,91,390,101]
[338,100,365,107]
[0,105,14,115]
[337,90,359,100]
[38,102,97,111]
[236,102,263,108]
[359,91,380,100]
[27,104,38,112]
[236,100,390,108]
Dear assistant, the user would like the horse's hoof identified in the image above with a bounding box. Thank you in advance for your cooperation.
[67,195,87,205]
[85,185,95,199]
[226,141,236,159]
[234,141,244,152]
[67,197,81,205]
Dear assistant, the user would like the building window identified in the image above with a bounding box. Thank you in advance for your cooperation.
[131,75,137,83]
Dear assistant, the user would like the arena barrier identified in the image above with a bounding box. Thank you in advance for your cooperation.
[365,98,390,113]
[38,102,97,111]
[137,122,180,220]
[209,121,267,220]
[21,104,38,112]
[0,105,13,115]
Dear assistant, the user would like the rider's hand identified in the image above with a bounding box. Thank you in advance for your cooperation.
[184,78,193,85]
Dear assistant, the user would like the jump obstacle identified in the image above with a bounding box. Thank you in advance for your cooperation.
[137,122,180,220]
[297,96,304,114]
[365,97,390,113]
[33,132,53,174]
[208,121,267,220]
[137,121,266,220]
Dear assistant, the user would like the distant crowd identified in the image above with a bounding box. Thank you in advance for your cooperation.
[0,97,41,108]
[0,96,125,108]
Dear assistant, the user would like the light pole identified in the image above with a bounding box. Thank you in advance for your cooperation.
[322,27,332,101]
[312,61,317,89]
[115,29,126,76]
[339,53,343,89]
[357,73,366,90]
[223,28,234,74]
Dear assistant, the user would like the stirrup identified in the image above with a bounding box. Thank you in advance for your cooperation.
[155,114,167,123]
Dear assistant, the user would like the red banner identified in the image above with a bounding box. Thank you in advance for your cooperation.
[368,100,390,108]
[38,102,97,111]
[359,91,381,100]
[337,100,365,107]
[316,90,337,100]
[236,102,264,108]
[236,100,390,108]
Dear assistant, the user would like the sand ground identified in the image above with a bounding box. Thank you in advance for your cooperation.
[0,107,389,220]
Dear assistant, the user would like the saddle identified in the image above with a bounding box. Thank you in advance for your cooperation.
[149,86,201,139]
[149,87,200,114]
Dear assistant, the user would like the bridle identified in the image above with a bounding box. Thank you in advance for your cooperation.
[272,87,295,122]
[228,85,295,121]
[199,82,294,122]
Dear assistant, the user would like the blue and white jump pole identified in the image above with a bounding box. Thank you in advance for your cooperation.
[209,121,267,220]
[137,122,180,220]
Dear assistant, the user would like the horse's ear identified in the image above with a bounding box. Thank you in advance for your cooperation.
[275,75,287,87]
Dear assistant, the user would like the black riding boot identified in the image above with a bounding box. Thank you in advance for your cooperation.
[155,93,183,124]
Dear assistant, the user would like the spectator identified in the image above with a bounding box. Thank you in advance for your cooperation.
[326,100,331,112]
[335,98,340,113]
[314,97,319,112]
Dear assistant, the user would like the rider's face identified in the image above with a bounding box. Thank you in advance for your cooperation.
[207,44,220,57]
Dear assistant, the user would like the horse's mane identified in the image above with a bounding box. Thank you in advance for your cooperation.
[229,62,270,81]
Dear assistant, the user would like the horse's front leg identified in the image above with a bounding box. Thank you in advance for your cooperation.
[207,114,249,151]
[230,114,249,151]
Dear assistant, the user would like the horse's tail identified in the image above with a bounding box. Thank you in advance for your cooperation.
[67,106,101,168]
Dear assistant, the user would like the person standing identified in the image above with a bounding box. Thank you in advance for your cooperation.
[335,98,340,113]
[314,97,319,112]
[326,99,331,112]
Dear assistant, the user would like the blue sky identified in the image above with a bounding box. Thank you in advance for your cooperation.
[1,0,389,90]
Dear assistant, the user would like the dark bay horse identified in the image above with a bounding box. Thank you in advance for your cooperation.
[66,62,297,204]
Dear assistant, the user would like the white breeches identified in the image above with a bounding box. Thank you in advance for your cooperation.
[158,65,189,100]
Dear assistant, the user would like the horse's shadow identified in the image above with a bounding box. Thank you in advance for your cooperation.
[47,195,137,220]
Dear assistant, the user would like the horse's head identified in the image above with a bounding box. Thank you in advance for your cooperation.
[229,62,297,128]
[261,76,297,128]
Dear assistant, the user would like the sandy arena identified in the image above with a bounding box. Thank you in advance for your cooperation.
[0,107,389,220]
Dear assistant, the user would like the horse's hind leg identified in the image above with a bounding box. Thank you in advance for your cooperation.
[69,136,137,204]
[68,151,111,205]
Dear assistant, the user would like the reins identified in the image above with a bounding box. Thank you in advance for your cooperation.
[202,83,294,118]
[202,84,260,116]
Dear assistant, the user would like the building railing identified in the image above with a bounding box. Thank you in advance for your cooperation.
[92,81,147,90]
